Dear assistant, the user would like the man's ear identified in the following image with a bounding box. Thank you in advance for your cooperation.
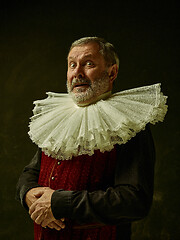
[108,64,118,84]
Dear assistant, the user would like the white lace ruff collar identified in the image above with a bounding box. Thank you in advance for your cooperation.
[28,83,168,160]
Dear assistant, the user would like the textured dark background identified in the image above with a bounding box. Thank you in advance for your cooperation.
[0,1,179,239]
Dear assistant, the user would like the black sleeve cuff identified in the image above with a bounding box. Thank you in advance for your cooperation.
[51,190,73,219]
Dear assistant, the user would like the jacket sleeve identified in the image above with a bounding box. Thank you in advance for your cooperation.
[51,126,155,225]
[15,148,42,210]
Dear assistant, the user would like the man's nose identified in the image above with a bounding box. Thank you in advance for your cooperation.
[74,65,85,79]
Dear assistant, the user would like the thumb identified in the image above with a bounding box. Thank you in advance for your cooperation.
[34,190,45,198]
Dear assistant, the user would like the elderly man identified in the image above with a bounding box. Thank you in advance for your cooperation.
[16,37,167,240]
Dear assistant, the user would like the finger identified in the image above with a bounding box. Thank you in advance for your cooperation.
[30,208,45,225]
[41,210,52,228]
[34,213,44,225]
[54,219,65,229]
[29,200,43,215]
[29,201,37,215]
[47,222,62,231]
[34,208,50,226]
[30,207,44,222]
[41,217,52,228]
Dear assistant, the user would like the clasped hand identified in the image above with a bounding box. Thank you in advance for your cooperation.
[26,187,65,231]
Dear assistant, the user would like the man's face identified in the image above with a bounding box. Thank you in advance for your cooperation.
[67,42,113,105]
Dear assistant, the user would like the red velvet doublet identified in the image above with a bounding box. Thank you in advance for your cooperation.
[34,148,117,240]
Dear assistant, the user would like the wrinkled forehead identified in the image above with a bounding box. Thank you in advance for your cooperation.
[67,42,103,61]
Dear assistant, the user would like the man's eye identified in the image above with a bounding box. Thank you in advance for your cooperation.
[70,62,76,68]
[86,61,93,66]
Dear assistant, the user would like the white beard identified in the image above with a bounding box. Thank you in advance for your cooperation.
[67,71,110,104]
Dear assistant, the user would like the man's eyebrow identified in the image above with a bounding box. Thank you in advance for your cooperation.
[82,54,94,59]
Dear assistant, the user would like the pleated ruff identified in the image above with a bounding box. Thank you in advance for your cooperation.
[34,148,117,240]
[29,83,168,161]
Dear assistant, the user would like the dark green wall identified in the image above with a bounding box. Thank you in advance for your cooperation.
[0,1,179,239]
